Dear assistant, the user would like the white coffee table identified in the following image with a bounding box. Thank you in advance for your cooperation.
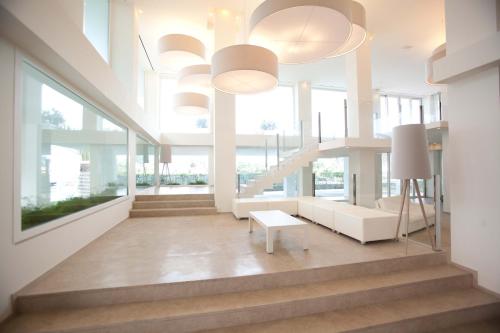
[249,210,309,254]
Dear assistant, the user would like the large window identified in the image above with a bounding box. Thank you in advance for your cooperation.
[161,146,209,185]
[374,95,422,138]
[83,0,109,62]
[136,135,156,187]
[236,85,296,135]
[313,157,349,200]
[20,61,128,233]
[312,88,347,140]
[159,78,210,133]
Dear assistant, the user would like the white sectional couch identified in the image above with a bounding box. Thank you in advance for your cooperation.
[375,196,435,234]
[232,198,298,219]
[233,196,401,244]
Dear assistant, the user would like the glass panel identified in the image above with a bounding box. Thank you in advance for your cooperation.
[159,78,210,133]
[236,86,296,135]
[136,135,155,187]
[381,153,389,197]
[311,88,347,140]
[21,62,128,231]
[163,146,209,185]
[83,0,109,62]
[137,38,148,109]
[313,157,348,200]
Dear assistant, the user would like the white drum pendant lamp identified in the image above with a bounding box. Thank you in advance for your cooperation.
[173,92,209,115]
[212,44,278,94]
[158,34,206,73]
[178,64,212,91]
[249,0,353,64]
[328,1,367,57]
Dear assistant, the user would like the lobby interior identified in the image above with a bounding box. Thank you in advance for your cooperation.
[0,0,499,332]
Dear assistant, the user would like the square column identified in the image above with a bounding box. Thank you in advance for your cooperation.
[212,9,239,212]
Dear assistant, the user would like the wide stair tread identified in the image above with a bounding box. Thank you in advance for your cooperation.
[130,206,217,217]
[133,199,215,209]
[0,265,482,333]
[135,194,214,202]
[207,289,500,333]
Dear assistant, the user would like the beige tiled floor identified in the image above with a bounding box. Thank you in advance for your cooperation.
[19,213,434,296]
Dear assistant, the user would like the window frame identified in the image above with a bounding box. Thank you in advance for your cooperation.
[13,51,129,243]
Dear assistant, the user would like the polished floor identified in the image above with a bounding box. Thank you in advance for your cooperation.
[19,213,434,297]
[410,213,451,252]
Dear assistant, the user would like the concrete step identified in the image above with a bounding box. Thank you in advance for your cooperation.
[14,252,447,312]
[0,264,481,333]
[206,289,500,333]
[132,200,215,209]
[129,206,217,218]
[135,193,214,202]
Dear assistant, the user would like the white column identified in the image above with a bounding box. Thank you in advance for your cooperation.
[345,40,374,139]
[213,10,239,212]
[345,40,377,207]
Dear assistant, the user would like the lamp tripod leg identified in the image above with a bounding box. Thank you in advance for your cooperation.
[395,179,408,241]
[413,179,436,250]
[405,179,410,256]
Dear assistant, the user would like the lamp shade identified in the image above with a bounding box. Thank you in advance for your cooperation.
[158,34,206,73]
[212,44,278,94]
[173,92,209,115]
[391,124,431,180]
[328,1,367,57]
[249,0,352,64]
[178,64,212,91]
[160,144,172,163]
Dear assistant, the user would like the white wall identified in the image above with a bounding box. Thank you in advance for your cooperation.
[443,0,500,294]
[0,38,134,320]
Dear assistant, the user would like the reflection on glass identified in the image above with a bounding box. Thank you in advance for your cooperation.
[21,62,128,231]
[163,146,209,185]
[313,157,349,200]
[136,135,155,187]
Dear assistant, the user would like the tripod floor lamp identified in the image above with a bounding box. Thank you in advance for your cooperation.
[391,124,436,254]
[160,144,172,184]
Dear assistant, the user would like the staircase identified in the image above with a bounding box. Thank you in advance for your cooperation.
[130,193,217,217]
[240,143,320,198]
[2,252,499,333]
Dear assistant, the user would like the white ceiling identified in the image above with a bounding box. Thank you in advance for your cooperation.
[136,0,446,96]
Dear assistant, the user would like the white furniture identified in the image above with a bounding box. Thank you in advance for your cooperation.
[334,205,400,244]
[375,196,435,234]
[234,197,402,244]
[233,198,298,219]
[249,210,308,254]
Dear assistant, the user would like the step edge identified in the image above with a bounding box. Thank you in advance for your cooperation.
[7,275,478,333]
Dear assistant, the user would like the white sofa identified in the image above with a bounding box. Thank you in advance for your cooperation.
[233,196,402,244]
[375,196,435,234]
[334,205,401,244]
[232,198,298,219]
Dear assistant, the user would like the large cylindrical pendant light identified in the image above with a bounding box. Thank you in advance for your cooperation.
[178,64,212,91]
[158,34,206,73]
[249,0,353,64]
[212,44,278,94]
[328,1,367,57]
[173,92,209,115]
